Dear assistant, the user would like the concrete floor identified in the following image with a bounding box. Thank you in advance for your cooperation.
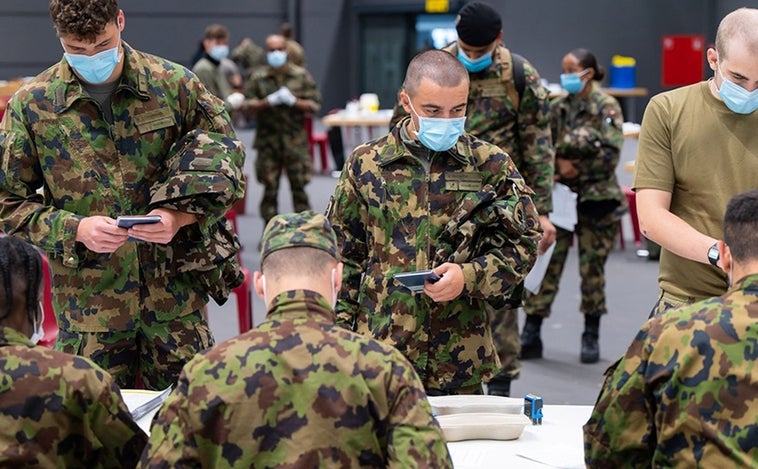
[207,126,659,405]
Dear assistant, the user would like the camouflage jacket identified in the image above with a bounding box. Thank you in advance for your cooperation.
[140,290,453,469]
[389,43,554,215]
[192,55,234,101]
[0,42,245,332]
[551,83,627,210]
[584,274,758,468]
[246,63,321,155]
[326,119,541,391]
[0,326,147,467]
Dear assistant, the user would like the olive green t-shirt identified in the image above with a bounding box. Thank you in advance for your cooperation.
[633,80,758,299]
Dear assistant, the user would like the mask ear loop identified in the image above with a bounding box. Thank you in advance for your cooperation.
[330,268,337,309]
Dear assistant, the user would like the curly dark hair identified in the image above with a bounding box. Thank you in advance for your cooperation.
[0,236,43,324]
[49,0,119,42]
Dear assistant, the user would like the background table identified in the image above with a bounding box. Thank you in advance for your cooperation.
[322,109,393,161]
[446,405,592,469]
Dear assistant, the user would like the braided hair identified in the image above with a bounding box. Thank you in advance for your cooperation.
[0,236,43,324]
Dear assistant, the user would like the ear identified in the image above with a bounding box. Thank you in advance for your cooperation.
[399,90,411,114]
[253,271,265,299]
[706,48,719,73]
[717,240,731,274]
[116,10,125,32]
[333,262,344,294]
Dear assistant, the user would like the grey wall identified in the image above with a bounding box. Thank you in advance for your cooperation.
[1,0,754,121]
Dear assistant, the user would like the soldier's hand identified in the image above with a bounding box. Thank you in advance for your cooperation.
[278,86,297,106]
[538,215,557,254]
[76,216,129,253]
[266,89,284,106]
[225,92,246,110]
[126,208,197,244]
[423,263,464,302]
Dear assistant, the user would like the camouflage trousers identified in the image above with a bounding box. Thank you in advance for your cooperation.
[56,308,213,391]
[489,306,521,379]
[523,211,619,318]
[255,143,312,224]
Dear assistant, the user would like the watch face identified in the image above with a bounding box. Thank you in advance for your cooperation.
[708,244,720,265]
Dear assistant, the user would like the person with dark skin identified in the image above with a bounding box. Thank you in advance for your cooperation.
[0,237,147,467]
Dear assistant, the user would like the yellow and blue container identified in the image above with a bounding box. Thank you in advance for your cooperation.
[609,55,636,88]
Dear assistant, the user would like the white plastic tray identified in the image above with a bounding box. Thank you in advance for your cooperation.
[436,412,531,442]
[428,395,524,416]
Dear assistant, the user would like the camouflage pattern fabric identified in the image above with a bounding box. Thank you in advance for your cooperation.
[549,82,627,208]
[0,42,245,387]
[56,308,213,391]
[140,290,453,469]
[0,326,147,467]
[286,39,306,67]
[389,43,554,215]
[523,214,619,318]
[326,119,541,392]
[231,40,266,80]
[584,274,758,467]
[390,43,554,382]
[523,84,626,320]
[246,62,321,224]
[261,210,338,262]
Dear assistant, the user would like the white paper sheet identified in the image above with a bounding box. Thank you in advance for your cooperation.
[548,183,578,232]
[524,241,556,295]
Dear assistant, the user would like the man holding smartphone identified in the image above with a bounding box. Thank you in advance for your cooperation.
[0,0,245,391]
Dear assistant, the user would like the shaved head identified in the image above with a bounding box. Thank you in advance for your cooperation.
[402,49,469,97]
[715,8,758,61]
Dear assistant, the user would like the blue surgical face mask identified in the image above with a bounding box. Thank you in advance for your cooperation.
[63,42,122,84]
[717,66,758,114]
[408,99,466,152]
[209,44,229,62]
[457,49,493,73]
[267,50,287,68]
[560,69,590,94]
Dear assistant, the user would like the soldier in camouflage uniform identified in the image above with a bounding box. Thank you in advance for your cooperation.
[0,236,147,467]
[584,189,758,467]
[327,49,541,395]
[242,34,321,226]
[0,0,246,390]
[392,2,555,396]
[389,1,554,396]
[141,211,453,468]
[522,49,627,364]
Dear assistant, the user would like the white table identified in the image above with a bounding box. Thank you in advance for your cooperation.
[446,405,591,469]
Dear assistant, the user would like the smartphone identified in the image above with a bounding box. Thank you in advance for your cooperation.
[116,215,162,229]
[394,270,441,292]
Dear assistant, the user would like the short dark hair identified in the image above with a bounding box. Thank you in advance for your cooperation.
[204,24,229,41]
[402,49,469,97]
[569,48,606,82]
[50,0,119,42]
[0,237,43,324]
[724,189,758,262]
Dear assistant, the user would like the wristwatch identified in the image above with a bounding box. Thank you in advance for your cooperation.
[707,242,720,266]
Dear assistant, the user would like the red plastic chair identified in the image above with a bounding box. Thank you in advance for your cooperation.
[38,254,58,348]
[305,114,329,173]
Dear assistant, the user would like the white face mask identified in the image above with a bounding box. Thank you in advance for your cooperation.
[30,302,45,345]
[330,268,337,310]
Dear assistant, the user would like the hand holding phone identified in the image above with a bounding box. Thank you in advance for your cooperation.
[394,270,442,292]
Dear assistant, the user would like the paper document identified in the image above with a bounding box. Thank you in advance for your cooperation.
[548,183,578,232]
[122,386,173,434]
[524,242,556,295]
